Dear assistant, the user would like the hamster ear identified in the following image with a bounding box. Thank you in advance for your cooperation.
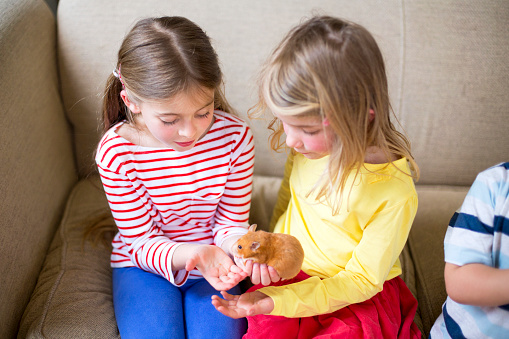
[250,242,260,251]
[248,224,257,232]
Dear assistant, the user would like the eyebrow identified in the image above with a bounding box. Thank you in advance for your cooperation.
[156,99,214,116]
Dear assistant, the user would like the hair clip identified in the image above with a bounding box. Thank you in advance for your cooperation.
[113,65,125,89]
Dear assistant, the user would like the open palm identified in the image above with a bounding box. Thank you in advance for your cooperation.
[185,245,246,291]
[211,290,274,318]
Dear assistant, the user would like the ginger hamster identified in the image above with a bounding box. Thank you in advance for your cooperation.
[232,224,304,280]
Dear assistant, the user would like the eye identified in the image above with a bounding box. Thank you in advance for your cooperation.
[161,119,178,126]
[197,112,211,119]
[238,245,242,249]
[303,129,320,135]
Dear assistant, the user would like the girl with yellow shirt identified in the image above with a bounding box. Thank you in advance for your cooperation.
[212,15,421,338]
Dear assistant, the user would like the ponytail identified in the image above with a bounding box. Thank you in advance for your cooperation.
[102,73,130,133]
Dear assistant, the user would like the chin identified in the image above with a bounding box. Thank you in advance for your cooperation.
[299,152,325,159]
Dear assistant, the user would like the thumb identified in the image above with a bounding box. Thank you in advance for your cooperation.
[185,256,198,271]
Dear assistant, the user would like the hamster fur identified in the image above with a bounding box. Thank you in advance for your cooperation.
[232,224,304,280]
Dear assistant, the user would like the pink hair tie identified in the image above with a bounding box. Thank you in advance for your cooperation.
[113,65,126,89]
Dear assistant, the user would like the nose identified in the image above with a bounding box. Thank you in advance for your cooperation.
[179,119,197,138]
[284,126,303,149]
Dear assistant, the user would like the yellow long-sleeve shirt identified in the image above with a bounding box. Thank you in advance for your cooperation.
[261,152,418,318]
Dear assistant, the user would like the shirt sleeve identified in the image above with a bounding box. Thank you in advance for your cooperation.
[443,170,496,267]
[212,125,254,247]
[96,148,189,286]
[259,194,418,317]
[269,152,294,232]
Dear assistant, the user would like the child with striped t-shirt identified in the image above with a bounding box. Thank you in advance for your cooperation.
[96,16,253,339]
[430,162,509,338]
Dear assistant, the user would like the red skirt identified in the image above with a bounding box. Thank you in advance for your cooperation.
[244,271,421,339]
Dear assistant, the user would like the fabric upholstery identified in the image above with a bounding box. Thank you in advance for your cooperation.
[2,0,508,338]
[0,0,77,337]
[57,0,509,185]
[57,0,403,178]
[407,185,469,335]
[18,175,283,337]
[18,177,119,339]
[399,3,509,185]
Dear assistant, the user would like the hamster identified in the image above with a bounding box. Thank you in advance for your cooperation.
[232,224,304,280]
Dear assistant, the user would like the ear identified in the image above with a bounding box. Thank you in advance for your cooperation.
[369,109,375,122]
[120,90,141,113]
[248,224,257,232]
[250,241,260,251]
[322,118,330,126]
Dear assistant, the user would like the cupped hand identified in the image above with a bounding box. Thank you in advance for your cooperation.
[234,258,281,286]
[211,290,275,318]
[186,245,247,291]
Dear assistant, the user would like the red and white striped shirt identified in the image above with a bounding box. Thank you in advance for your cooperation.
[96,111,254,286]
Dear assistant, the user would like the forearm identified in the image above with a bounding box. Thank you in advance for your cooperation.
[260,272,381,317]
[445,262,509,307]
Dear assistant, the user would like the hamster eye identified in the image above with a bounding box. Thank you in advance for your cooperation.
[238,245,242,249]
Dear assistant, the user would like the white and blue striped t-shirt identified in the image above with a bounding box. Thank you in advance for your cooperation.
[430,162,509,338]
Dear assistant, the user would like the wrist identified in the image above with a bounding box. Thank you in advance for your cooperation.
[172,243,207,271]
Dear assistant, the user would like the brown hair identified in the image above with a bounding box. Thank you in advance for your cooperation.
[102,16,234,133]
[251,16,419,212]
[88,17,235,246]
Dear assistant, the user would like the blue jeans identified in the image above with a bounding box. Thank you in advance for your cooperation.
[112,267,247,339]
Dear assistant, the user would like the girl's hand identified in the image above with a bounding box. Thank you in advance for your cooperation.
[185,245,247,291]
[211,290,274,318]
[234,258,281,286]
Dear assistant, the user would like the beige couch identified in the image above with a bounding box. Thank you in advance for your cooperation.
[1,0,508,338]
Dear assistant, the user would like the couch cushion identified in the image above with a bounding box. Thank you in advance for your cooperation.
[57,0,509,186]
[18,174,283,337]
[57,0,405,178]
[405,185,470,336]
[0,0,77,337]
[18,177,119,338]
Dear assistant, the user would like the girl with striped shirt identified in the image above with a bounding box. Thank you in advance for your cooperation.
[96,16,253,339]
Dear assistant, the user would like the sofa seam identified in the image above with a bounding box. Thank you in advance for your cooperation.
[397,0,406,117]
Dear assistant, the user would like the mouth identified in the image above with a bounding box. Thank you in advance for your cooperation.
[175,140,195,148]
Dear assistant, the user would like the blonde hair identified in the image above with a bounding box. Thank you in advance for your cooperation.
[251,16,419,213]
[102,16,234,133]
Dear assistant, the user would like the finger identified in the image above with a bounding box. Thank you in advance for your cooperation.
[251,262,261,285]
[268,265,281,282]
[220,275,231,283]
[220,290,238,301]
[185,257,197,272]
[228,273,244,285]
[244,260,253,275]
[260,264,271,286]
[229,264,245,274]
[209,278,233,291]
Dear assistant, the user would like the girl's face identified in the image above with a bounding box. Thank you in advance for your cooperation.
[127,88,215,151]
[276,113,335,159]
